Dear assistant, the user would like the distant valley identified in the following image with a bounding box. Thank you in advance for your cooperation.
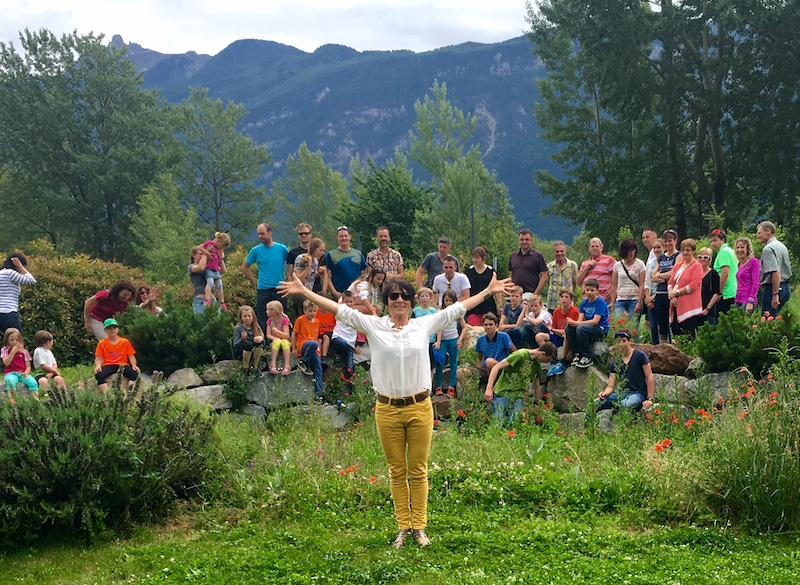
[112,34,575,240]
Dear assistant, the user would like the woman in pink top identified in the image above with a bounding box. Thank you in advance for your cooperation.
[734,237,760,313]
[83,280,137,341]
[667,238,704,338]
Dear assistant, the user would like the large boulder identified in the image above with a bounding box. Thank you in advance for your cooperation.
[685,357,704,379]
[242,403,267,419]
[201,360,241,383]
[636,343,691,375]
[652,374,691,403]
[247,371,314,408]
[291,404,357,431]
[176,384,231,411]
[546,366,608,413]
[684,370,749,404]
[167,367,203,389]
[557,412,584,433]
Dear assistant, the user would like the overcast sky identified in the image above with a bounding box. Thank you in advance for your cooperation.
[1,0,532,55]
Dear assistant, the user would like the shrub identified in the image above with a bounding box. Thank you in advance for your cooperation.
[117,300,235,375]
[694,308,800,375]
[0,385,216,542]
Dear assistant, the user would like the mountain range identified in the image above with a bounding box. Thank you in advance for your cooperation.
[112,34,574,240]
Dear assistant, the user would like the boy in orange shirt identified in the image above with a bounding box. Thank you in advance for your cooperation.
[292,300,323,400]
[316,305,336,358]
[94,318,139,394]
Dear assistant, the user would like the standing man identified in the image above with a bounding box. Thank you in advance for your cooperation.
[325,225,366,300]
[508,229,548,297]
[577,237,615,301]
[286,223,322,315]
[709,228,737,315]
[416,237,459,289]
[641,229,658,265]
[545,240,578,311]
[367,226,404,279]
[432,256,471,305]
[241,223,289,333]
[757,221,792,317]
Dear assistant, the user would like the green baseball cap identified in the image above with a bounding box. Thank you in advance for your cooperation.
[103,318,119,329]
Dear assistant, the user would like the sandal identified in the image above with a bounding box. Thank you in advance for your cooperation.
[282,367,290,376]
[446,386,457,398]
[393,529,411,550]
[269,366,278,375]
[412,529,430,547]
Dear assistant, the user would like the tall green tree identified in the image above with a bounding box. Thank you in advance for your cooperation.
[527,0,799,247]
[343,155,430,263]
[0,29,172,261]
[175,88,271,239]
[408,81,518,265]
[129,174,202,284]
[272,142,349,245]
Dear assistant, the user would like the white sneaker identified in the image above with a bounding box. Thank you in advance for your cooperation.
[576,357,593,369]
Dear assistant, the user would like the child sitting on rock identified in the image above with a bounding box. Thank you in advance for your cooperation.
[266,300,291,375]
[94,318,139,394]
[234,305,265,380]
[2,327,40,402]
[292,299,324,401]
[32,329,67,392]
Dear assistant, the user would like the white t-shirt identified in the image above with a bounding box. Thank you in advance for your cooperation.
[432,272,471,306]
[613,259,646,301]
[336,302,466,397]
[33,347,57,369]
[523,307,553,328]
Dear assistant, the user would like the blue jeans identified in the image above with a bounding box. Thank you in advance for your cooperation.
[434,338,459,388]
[330,336,354,378]
[492,395,524,423]
[301,341,323,397]
[614,299,638,318]
[761,282,790,318]
[564,324,606,359]
[256,288,285,335]
[595,390,646,412]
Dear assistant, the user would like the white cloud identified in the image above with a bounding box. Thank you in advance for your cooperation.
[0,0,529,55]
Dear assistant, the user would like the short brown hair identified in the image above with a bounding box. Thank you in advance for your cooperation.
[482,312,499,325]
[33,330,53,347]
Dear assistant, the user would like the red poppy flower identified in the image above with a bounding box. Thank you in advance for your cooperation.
[654,444,664,452]
[661,439,672,447]
[508,430,516,438]
[370,476,377,483]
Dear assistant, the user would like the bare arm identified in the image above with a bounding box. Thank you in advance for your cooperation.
[129,354,139,372]
[415,266,426,290]
[599,373,617,398]
[460,276,515,313]
[83,296,98,332]
[718,265,729,294]
[484,358,510,400]
[241,262,257,287]
[533,271,547,296]
[609,271,619,310]
[190,254,208,273]
[279,274,341,315]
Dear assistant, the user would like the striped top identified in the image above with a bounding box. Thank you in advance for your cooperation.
[0,269,36,314]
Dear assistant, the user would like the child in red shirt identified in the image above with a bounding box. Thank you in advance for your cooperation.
[538,289,581,375]
[316,306,336,357]
[292,300,323,400]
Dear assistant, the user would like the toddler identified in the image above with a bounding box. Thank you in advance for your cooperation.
[32,329,67,392]
[201,232,231,311]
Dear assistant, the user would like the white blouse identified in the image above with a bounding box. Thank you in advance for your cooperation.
[335,302,466,397]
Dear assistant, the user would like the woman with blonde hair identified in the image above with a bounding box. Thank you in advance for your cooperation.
[734,237,760,313]
[667,238,704,338]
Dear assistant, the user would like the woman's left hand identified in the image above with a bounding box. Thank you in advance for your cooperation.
[278,274,306,297]
[487,275,515,296]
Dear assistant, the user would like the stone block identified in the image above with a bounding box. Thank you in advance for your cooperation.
[557,412,584,433]
[247,371,313,408]
[167,367,203,389]
[290,403,356,431]
[242,403,267,418]
[176,384,231,411]
[546,365,607,413]
[201,360,241,383]
[652,374,691,403]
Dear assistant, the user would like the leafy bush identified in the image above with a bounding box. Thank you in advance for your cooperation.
[0,385,216,542]
[694,308,800,375]
[117,300,235,375]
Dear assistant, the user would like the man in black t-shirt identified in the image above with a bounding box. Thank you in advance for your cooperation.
[286,223,322,316]
[595,331,654,413]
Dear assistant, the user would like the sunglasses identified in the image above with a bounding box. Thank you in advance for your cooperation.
[698,255,710,259]
[297,231,311,236]
[139,289,149,295]
[337,225,350,232]
[388,291,414,301]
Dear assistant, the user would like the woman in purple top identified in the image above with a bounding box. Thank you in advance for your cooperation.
[83,280,137,340]
[734,237,760,313]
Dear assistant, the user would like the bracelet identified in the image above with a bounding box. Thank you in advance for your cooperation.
[484,292,492,301]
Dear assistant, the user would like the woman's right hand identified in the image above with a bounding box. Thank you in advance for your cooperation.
[278,274,306,297]
[84,320,92,333]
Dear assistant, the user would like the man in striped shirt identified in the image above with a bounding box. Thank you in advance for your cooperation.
[545,241,578,311]
[577,238,615,302]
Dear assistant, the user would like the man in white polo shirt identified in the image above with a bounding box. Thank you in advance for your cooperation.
[432,256,470,306]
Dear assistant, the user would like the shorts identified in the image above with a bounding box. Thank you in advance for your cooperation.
[95,364,138,385]
[271,338,291,351]
[548,331,564,347]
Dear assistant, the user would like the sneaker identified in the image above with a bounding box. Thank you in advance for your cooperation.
[393,529,411,550]
[571,355,581,366]
[314,395,325,404]
[412,529,430,547]
[433,387,443,396]
[298,362,312,376]
[576,357,593,369]
[255,370,266,380]
[446,386,456,398]
[547,361,566,376]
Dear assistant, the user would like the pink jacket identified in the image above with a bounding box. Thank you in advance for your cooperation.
[668,260,703,323]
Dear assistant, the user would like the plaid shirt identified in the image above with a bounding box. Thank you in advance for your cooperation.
[546,258,579,310]
[366,247,404,278]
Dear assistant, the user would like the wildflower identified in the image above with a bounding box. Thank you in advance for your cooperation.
[767,316,774,322]
[522,418,528,424]
[556,429,563,435]
[319,437,325,443]
[645,413,652,420]
[316,449,321,456]
[654,444,664,452]
[457,409,466,418]
[767,373,774,381]
[654,408,661,415]
[433,419,440,426]
[661,438,672,448]
[769,391,779,398]
[535,415,543,424]
[564,457,571,462]
[737,410,747,420]
[776,315,782,320]
[508,430,516,438]
[617,317,625,324]
[685,418,695,428]
[339,470,346,476]
[752,324,758,329]
[370,476,377,484]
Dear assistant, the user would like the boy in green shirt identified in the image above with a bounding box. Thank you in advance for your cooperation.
[484,342,557,423]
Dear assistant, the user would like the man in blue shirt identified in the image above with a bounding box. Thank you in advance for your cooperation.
[563,278,609,369]
[241,223,289,333]
[325,226,366,300]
